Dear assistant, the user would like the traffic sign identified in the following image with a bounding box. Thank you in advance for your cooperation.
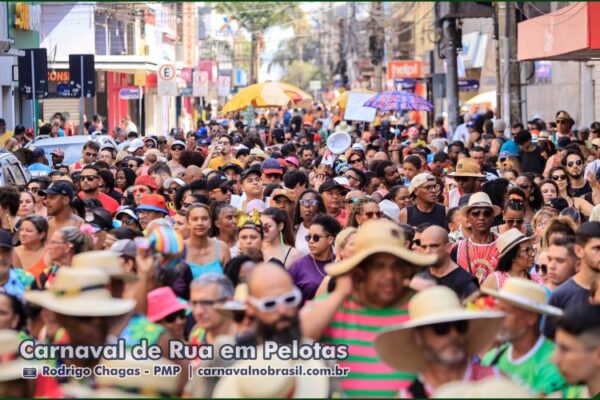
[309,80,322,90]
[119,87,142,100]
[158,63,178,96]
[193,71,208,97]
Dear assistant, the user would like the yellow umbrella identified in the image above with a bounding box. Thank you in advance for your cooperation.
[465,90,496,107]
[222,82,313,114]
[334,89,376,110]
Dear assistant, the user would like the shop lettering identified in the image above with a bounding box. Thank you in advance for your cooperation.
[14,3,41,31]
[48,70,70,82]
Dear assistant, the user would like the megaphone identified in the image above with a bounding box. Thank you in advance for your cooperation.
[326,131,352,155]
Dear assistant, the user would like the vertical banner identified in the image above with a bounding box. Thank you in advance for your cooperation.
[193,71,208,97]
[217,75,231,97]
[158,63,178,96]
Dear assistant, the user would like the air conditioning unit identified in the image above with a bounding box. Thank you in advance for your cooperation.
[0,40,11,54]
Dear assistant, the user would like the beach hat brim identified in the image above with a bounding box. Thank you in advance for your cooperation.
[24,291,136,317]
[448,171,486,178]
[136,205,169,215]
[498,235,533,259]
[148,301,189,323]
[325,245,437,277]
[481,287,563,317]
[375,309,505,374]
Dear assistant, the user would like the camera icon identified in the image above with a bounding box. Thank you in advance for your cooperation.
[21,367,37,379]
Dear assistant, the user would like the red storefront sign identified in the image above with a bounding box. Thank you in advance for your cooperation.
[387,60,422,80]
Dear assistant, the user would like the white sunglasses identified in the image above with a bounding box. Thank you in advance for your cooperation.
[248,287,302,312]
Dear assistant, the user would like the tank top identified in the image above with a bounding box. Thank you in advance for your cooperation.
[448,188,462,208]
[187,240,224,279]
[406,204,448,230]
[494,271,545,289]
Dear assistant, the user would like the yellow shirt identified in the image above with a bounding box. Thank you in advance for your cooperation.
[208,157,244,170]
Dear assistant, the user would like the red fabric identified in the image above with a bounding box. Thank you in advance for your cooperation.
[78,192,119,215]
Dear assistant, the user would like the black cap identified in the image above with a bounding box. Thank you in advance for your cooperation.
[38,182,75,200]
[207,174,231,192]
[219,163,243,175]
[240,166,262,182]
[557,136,571,149]
[318,179,349,194]
[0,229,12,249]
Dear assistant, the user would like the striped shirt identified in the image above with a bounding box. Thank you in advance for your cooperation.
[306,293,415,397]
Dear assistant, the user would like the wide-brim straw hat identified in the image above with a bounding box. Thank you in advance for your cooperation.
[448,158,486,178]
[213,348,329,398]
[375,286,505,374]
[461,192,502,217]
[24,268,136,317]
[71,250,138,282]
[0,330,38,382]
[496,228,533,259]
[482,277,563,316]
[432,377,533,398]
[325,219,437,277]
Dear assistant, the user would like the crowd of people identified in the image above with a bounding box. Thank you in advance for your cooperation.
[0,106,599,398]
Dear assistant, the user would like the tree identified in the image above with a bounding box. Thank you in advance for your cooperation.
[282,60,323,91]
[213,2,302,84]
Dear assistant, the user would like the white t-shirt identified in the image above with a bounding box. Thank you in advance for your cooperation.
[294,223,310,256]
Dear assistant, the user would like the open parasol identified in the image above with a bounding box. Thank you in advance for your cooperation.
[222,82,313,113]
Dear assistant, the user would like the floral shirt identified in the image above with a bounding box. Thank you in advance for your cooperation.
[118,313,165,347]
[0,267,34,299]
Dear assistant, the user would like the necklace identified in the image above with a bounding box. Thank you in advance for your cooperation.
[310,255,327,278]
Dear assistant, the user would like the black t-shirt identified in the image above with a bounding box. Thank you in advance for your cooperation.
[543,278,590,339]
[571,181,592,198]
[426,267,480,301]
[520,146,545,175]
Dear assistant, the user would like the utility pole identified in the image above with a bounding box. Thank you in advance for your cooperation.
[498,1,521,128]
[443,18,460,136]
[369,1,384,91]
[494,2,502,120]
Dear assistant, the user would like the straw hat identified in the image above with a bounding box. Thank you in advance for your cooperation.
[496,228,533,259]
[461,192,502,217]
[213,348,329,398]
[95,355,180,397]
[448,158,485,178]
[0,330,38,381]
[374,286,505,373]
[71,250,137,282]
[432,377,533,398]
[482,277,563,316]
[325,219,437,277]
[24,268,136,317]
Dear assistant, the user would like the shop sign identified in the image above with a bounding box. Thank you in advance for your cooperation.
[388,60,422,80]
[119,87,142,100]
[14,3,41,31]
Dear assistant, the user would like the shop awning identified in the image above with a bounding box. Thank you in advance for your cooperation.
[47,55,158,73]
[518,3,600,61]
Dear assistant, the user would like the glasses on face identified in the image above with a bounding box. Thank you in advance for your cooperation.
[85,152,98,158]
[519,246,535,256]
[469,209,493,218]
[422,184,439,192]
[567,160,583,167]
[537,263,548,275]
[27,187,40,193]
[190,298,227,309]
[128,163,137,168]
[171,146,184,152]
[80,175,98,182]
[552,174,567,181]
[299,199,318,207]
[364,211,383,219]
[133,188,147,195]
[345,197,361,205]
[158,139,168,145]
[182,202,193,209]
[305,234,329,242]
[428,320,469,336]
[248,287,302,313]
[411,239,421,247]
[121,217,136,225]
[453,176,471,182]
[163,310,186,323]
[145,143,155,149]
[167,187,179,194]
[518,183,530,190]
[505,218,524,226]
[349,158,363,164]
[556,120,567,125]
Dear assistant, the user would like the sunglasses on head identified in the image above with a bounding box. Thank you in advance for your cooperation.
[551,174,567,181]
[163,310,186,323]
[305,234,328,242]
[469,209,493,218]
[248,287,302,313]
[427,320,470,336]
[567,160,583,167]
[80,175,98,182]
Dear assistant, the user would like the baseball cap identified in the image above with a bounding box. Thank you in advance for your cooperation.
[32,148,45,158]
[171,140,186,149]
[0,230,12,249]
[318,179,349,194]
[557,136,571,149]
[270,188,297,203]
[207,174,231,192]
[134,175,159,191]
[137,194,169,215]
[241,166,262,182]
[409,173,436,195]
[111,239,137,259]
[115,206,139,222]
[127,138,144,153]
[219,163,243,174]
[163,177,185,190]
[261,158,284,175]
[38,182,75,200]
[87,208,113,232]
[352,143,365,152]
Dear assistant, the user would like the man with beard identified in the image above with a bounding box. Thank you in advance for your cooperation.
[544,222,600,338]
[376,160,403,192]
[301,219,438,397]
[374,286,505,398]
[40,182,83,239]
[77,164,119,214]
[445,158,485,208]
[563,150,591,197]
[481,278,567,395]
[299,146,314,169]
[399,173,447,229]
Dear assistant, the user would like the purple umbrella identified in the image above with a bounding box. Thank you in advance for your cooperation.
[363,91,434,112]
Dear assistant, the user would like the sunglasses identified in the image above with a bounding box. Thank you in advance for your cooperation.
[421,184,439,192]
[145,143,156,148]
[248,287,302,313]
[158,139,168,144]
[453,176,471,182]
[128,163,137,168]
[84,152,98,158]
[505,218,524,225]
[469,209,493,218]
[190,297,227,308]
[349,158,363,164]
[27,187,40,193]
[171,146,184,151]
[300,199,318,207]
[567,160,583,167]
[120,217,137,225]
[364,211,383,219]
[538,263,548,275]
[305,234,329,242]
[517,183,530,190]
[428,320,470,336]
[163,310,186,323]
[133,188,148,195]
[551,174,567,181]
[411,239,421,247]
[80,175,98,182]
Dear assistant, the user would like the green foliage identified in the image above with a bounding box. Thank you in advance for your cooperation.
[282,60,323,90]
[213,2,301,32]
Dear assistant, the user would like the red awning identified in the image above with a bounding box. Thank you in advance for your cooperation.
[518,3,600,61]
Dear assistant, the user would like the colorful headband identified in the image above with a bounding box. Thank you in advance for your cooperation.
[237,209,262,232]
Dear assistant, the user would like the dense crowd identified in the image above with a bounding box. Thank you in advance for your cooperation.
[0,107,599,398]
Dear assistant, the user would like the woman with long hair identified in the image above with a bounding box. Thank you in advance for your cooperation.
[184,203,230,278]
[293,190,326,256]
[386,185,412,210]
[288,213,341,302]
[514,173,542,222]
[26,177,48,218]
[539,179,560,204]
[261,207,300,268]
[210,201,239,257]
[346,198,382,228]
[548,165,593,216]
[17,190,36,222]
[115,167,136,194]
[13,215,49,281]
